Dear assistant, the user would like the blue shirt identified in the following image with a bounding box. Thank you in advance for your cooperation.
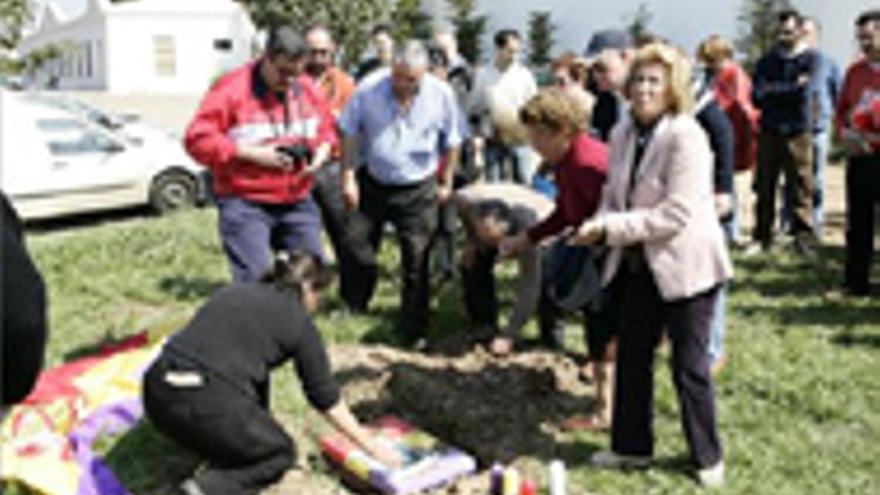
[809,51,842,133]
[339,72,464,185]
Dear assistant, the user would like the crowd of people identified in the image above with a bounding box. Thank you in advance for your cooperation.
[165,7,879,494]
[4,6,878,495]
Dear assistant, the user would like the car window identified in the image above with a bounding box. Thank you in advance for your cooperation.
[37,118,120,155]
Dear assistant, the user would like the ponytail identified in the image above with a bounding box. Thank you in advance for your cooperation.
[259,250,334,301]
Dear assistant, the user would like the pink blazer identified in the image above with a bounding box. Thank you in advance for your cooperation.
[596,113,733,301]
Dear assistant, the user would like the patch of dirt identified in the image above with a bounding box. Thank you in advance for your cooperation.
[267,336,600,495]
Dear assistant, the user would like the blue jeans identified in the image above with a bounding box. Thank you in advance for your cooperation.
[217,196,325,283]
[781,130,828,235]
[707,282,728,367]
[721,190,739,244]
[484,142,536,184]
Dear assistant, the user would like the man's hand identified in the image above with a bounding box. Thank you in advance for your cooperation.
[341,172,360,211]
[237,144,294,170]
[570,218,606,246]
[498,233,530,259]
[437,183,453,204]
[841,128,872,157]
[488,336,514,357]
[714,193,734,219]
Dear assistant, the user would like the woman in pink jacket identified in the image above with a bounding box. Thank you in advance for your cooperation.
[572,43,732,487]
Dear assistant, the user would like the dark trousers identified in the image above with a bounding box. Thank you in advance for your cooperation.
[347,170,438,340]
[845,153,880,294]
[754,131,814,245]
[432,199,458,280]
[311,162,373,308]
[217,196,325,283]
[143,352,294,495]
[461,247,500,329]
[610,267,723,468]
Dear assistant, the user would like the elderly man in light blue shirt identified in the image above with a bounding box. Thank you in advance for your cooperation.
[338,39,463,347]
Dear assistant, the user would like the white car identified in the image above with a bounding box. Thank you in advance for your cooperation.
[0,90,207,221]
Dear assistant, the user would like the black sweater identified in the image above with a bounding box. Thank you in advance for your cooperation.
[696,96,735,195]
[167,283,341,411]
[752,46,817,136]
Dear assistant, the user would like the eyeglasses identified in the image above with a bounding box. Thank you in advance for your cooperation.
[309,48,331,56]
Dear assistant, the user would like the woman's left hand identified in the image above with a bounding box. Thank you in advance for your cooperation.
[570,218,606,246]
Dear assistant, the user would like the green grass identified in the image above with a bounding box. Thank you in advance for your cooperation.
[6,207,880,494]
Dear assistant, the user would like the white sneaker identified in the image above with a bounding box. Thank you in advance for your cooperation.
[697,461,725,488]
[590,450,652,469]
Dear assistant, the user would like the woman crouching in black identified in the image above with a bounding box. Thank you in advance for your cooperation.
[143,251,401,495]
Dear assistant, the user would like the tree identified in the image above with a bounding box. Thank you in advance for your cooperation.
[624,2,653,44]
[526,11,555,69]
[238,0,392,68]
[393,0,432,42]
[0,0,31,51]
[736,0,792,70]
[445,0,486,64]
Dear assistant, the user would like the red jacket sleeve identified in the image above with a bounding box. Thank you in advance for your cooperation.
[184,82,238,171]
[835,64,859,139]
[528,206,567,243]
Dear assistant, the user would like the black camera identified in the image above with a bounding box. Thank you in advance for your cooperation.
[276,144,312,164]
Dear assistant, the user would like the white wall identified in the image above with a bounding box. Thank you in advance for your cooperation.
[18,14,107,90]
[104,11,252,94]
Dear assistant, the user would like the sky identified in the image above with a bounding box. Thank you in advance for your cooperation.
[38,0,875,65]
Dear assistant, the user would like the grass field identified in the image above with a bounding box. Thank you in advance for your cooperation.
[7,206,880,494]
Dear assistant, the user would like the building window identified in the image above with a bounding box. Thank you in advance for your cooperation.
[213,39,233,51]
[85,41,93,78]
[154,35,176,77]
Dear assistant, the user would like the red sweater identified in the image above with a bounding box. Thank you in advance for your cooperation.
[836,59,880,153]
[712,63,760,171]
[185,60,337,204]
[527,133,608,243]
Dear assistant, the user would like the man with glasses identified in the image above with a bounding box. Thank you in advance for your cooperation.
[184,25,336,282]
[750,9,818,256]
[304,25,366,310]
[339,40,464,347]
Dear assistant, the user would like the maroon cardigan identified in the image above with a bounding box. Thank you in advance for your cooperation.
[528,132,608,243]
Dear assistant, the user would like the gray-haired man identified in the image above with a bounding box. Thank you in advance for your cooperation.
[339,40,464,346]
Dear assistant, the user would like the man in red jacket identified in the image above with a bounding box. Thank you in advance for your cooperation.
[836,9,880,296]
[185,26,337,282]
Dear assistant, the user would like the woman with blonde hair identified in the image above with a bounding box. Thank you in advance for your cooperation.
[573,43,731,487]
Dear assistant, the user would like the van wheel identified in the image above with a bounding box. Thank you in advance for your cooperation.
[150,170,197,214]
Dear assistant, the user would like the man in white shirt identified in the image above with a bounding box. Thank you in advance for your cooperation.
[469,29,539,184]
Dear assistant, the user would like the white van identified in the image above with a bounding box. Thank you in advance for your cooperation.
[0,90,206,220]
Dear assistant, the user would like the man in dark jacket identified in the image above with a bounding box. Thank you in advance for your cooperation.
[751,9,818,255]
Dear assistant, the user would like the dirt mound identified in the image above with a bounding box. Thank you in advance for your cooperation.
[268,340,599,494]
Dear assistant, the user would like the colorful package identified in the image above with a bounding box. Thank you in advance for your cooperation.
[320,416,477,494]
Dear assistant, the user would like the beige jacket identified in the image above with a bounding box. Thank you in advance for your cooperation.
[596,113,733,301]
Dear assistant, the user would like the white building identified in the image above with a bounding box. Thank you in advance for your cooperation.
[18,0,258,94]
